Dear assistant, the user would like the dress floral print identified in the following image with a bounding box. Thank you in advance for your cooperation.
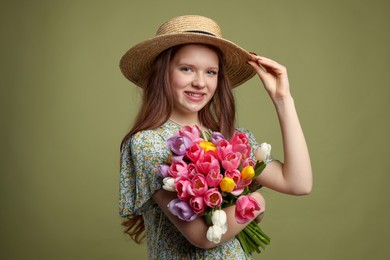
[119,121,266,259]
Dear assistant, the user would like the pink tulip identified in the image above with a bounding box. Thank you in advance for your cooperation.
[231,132,251,159]
[221,152,242,171]
[178,125,202,142]
[175,178,192,201]
[225,169,241,184]
[188,175,208,196]
[216,140,233,161]
[169,160,189,178]
[231,131,249,145]
[206,168,223,187]
[186,143,205,163]
[196,153,220,175]
[189,196,207,214]
[235,195,261,224]
[187,163,199,179]
[242,158,256,168]
[204,188,222,208]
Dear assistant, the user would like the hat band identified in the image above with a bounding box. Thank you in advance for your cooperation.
[185,30,216,37]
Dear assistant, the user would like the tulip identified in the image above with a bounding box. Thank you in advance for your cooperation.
[205,168,223,187]
[175,178,192,200]
[166,135,193,155]
[210,131,225,145]
[235,195,261,224]
[178,125,201,142]
[167,199,197,222]
[162,177,175,192]
[216,140,233,161]
[231,132,251,159]
[186,143,204,163]
[255,143,272,162]
[219,177,235,193]
[196,153,220,175]
[188,175,208,196]
[189,196,206,214]
[221,152,242,171]
[242,158,256,168]
[157,164,170,178]
[231,132,249,145]
[206,225,224,243]
[169,160,189,178]
[199,141,217,153]
[211,209,227,228]
[241,165,255,180]
[187,163,199,179]
[204,188,222,208]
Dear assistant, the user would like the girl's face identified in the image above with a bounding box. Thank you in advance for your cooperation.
[169,44,219,118]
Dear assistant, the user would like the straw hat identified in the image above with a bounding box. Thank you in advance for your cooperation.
[120,15,256,88]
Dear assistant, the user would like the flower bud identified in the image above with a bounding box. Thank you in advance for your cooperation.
[255,143,271,162]
[219,177,235,193]
[206,225,223,243]
[241,165,255,180]
[199,141,217,153]
[211,210,227,227]
[162,177,175,192]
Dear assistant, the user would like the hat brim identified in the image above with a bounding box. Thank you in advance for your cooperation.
[120,33,256,88]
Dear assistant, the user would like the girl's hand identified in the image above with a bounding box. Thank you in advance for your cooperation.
[248,54,291,101]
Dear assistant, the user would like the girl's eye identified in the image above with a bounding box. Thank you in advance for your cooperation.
[207,70,218,75]
[180,67,192,72]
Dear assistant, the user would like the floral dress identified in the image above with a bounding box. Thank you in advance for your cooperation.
[119,121,263,259]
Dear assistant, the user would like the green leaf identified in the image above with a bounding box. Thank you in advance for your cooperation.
[204,210,213,226]
[254,161,266,177]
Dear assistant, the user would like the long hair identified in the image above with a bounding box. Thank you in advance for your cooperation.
[121,44,236,243]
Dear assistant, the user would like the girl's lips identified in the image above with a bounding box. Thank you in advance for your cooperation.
[185,91,205,102]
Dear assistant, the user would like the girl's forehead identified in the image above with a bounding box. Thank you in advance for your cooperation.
[171,44,219,65]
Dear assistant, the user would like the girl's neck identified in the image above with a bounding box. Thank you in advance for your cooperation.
[168,113,203,129]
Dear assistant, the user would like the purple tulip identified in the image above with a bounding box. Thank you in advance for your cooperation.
[157,164,170,178]
[167,199,197,222]
[211,131,225,145]
[166,135,193,156]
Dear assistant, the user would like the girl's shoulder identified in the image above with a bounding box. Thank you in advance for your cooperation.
[127,121,181,149]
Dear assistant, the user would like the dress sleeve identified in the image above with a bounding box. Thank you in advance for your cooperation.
[119,130,167,218]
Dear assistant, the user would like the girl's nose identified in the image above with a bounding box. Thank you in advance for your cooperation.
[192,73,206,88]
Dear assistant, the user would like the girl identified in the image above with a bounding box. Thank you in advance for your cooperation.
[119,15,312,259]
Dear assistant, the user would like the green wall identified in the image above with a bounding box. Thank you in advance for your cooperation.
[1,0,389,259]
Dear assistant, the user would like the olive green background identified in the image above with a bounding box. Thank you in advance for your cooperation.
[1,0,389,259]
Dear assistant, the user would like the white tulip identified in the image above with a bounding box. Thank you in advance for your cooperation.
[211,210,227,227]
[255,143,272,162]
[206,225,223,243]
[162,177,175,192]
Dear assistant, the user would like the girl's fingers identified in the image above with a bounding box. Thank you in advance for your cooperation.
[249,54,287,76]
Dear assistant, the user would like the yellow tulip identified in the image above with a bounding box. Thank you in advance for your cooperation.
[241,165,255,180]
[220,177,235,192]
[199,141,217,153]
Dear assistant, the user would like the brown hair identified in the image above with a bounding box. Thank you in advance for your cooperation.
[121,44,236,243]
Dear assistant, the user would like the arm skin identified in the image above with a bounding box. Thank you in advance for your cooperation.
[152,189,265,249]
[248,55,313,195]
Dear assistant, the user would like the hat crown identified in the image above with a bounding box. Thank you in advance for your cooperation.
[156,15,222,38]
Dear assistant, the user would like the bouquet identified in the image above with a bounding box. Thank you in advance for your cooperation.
[157,125,272,256]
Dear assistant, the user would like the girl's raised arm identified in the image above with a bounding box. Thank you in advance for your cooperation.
[248,55,313,195]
